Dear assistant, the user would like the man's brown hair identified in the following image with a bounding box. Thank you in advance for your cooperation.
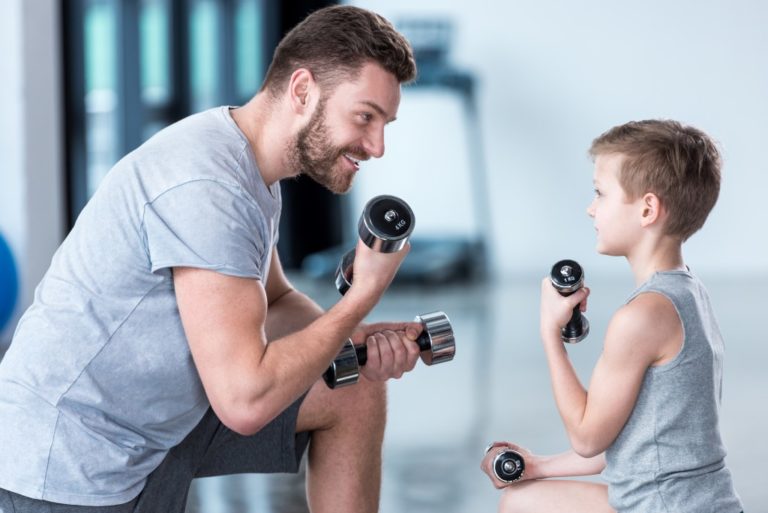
[261,5,416,97]
[589,119,721,241]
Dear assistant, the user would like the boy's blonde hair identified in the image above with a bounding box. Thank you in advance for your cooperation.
[589,120,721,241]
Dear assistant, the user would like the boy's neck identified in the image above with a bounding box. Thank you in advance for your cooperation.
[627,237,685,285]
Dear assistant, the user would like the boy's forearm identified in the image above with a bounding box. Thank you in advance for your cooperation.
[535,449,606,479]
[541,328,590,448]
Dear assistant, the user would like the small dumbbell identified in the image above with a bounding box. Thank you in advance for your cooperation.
[323,311,456,389]
[485,444,526,483]
[335,195,415,295]
[550,259,590,343]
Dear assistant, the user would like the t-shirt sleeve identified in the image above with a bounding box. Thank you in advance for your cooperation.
[141,179,272,279]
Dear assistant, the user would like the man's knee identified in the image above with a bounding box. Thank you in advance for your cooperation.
[297,378,387,433]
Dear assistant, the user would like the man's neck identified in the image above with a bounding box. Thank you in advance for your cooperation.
[230,93,297,187]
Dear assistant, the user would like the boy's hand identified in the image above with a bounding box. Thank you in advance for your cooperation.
[351,321,423,381]
[480,441,539,488]
[539,277,590,340]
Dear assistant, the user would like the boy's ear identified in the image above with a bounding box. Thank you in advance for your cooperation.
[640,192,663,227]
[287,68,316,114]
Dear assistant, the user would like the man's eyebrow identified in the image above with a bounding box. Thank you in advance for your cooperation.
[358,100,397,123]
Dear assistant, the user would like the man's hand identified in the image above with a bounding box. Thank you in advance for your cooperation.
[351,321,423,381]
[343,239,410,310]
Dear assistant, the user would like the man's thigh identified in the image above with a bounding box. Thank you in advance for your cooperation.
[0,489,134,513]
[134,395,310,512]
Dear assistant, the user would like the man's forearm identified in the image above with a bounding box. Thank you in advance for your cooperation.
[265,288,325,341]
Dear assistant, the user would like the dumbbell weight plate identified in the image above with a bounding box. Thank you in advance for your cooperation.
[359,195,415,253]
[322,339,359,389]
[550,259,584,294]
[415,311,455,365]
[492,449,525,483]
[335,195,415,296]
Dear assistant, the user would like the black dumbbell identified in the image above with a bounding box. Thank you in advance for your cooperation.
[485,444,526,483]
[335,195,415,295]
[323,311,456,389]
[550,259,590,343]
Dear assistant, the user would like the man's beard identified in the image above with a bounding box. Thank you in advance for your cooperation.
[289,99,363,194]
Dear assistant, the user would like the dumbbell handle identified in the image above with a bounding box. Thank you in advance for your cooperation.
[354,332,433,366]
[323,311,455,389]
[561,289,583,337]
[550,259,590,344]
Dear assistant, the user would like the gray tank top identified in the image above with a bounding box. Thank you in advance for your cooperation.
[601,270,742,512]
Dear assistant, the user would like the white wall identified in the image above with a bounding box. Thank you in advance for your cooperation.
[0,0,64,347]
[350,0,768,278]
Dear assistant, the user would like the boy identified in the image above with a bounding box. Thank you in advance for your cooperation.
[481,120,743,512]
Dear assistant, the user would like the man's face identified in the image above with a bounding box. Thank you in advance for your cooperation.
[290,62,401,194]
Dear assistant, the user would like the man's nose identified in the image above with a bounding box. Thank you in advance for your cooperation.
[364,127,385,158]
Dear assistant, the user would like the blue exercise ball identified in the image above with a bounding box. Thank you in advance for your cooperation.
[0,232,19,333]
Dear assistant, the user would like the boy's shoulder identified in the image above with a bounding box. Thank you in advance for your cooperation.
[606,292,682,366]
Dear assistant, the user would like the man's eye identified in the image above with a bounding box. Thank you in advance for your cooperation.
[359,113,373,122]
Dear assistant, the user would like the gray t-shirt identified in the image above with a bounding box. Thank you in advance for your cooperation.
[602,270,742,513]
[0,107,281,505]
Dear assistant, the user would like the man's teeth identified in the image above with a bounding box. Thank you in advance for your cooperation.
[344,154,360,165]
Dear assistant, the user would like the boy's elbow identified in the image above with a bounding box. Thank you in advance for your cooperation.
[570,432,608,458]
[572,442,602,459]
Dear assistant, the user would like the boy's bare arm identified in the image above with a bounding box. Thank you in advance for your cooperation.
[481,442,606,488]
[540,281,682,456]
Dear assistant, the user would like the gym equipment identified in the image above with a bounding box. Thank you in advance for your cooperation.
[550,259,589,343]
[0,232,19,334]
[323,311,456,389]
[485,443,525,483]
[335,195,415,295]
[492,449,525,483]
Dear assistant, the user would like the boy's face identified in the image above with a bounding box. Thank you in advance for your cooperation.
[292,61,401,194]
[587,153,644,256]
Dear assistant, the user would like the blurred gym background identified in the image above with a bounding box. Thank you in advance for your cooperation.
[1,0,766,511]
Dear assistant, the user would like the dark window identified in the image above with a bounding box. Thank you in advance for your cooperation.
[63,0,341,268]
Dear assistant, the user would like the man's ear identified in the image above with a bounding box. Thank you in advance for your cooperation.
[640,192,663,227]
[287,68,315,114]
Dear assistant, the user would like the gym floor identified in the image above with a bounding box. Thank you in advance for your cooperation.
[185,270,767,513]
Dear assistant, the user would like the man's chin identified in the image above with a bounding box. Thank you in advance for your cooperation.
[316,171,355,195]
[324,179,354,195]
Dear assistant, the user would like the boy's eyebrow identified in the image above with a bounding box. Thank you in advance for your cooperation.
[358,100,397,123]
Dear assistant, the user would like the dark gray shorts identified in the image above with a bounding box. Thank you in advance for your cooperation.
[0,396,309,513]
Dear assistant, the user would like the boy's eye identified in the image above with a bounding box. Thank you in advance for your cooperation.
[594,188,602,197]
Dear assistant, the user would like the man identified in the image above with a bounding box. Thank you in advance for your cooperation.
[0,6,420,512]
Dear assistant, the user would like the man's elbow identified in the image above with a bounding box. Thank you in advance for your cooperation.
[210,384,276,436]
[215,402,271,436]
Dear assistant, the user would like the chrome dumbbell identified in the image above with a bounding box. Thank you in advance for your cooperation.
[335,195,415,295]
[485,444,526,483]
[323,311,456,389]
[550,259,590,343]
